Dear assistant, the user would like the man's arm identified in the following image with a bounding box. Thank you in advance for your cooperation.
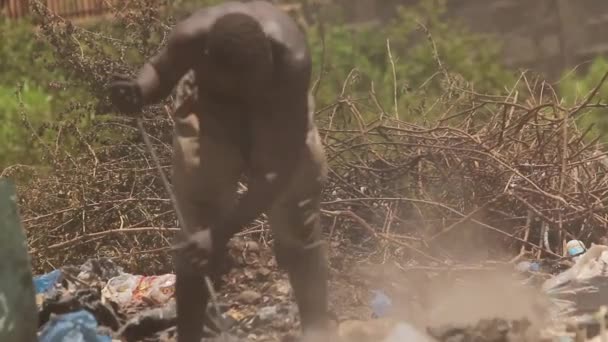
[135,16,207,105]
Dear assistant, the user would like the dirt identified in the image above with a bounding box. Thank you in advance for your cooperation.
[35,234,571,342]
[203,237,553,341]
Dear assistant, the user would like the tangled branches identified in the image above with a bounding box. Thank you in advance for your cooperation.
[10,69,608,274]
[319,71,608,263]
[9,0,608,274]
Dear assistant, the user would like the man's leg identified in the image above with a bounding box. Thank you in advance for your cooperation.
[171,105,243,342]
[268,125,331,334]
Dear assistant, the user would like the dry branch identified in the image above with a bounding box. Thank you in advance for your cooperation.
[9,2,608,273]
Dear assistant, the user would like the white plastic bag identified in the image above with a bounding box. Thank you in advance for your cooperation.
[101,273,176,307]
[101,274,142,306]
[133,274,176,305]
[543,244,608,292]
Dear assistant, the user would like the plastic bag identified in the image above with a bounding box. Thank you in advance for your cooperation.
[132,274,176,305]
[102,273,175,308]
[515,261,540,273]
[101,274,141,307]
[77,258,124,283]
[38,310,112,342]
[34,269,62,294]
[370,289,392,318]
[543,244,608,292]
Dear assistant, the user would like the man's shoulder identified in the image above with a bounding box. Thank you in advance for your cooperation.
[177,2,247,34]
[184,1,311,80]
[246,1,310,63]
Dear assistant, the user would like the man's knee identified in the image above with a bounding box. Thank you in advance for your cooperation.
[303,128,328,188]
[271,199,326,269]
[273,237,327,272]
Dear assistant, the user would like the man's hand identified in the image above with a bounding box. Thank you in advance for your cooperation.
[108,75,144,114]
[172,226,235,282]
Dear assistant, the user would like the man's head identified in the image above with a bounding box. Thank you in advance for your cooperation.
[206,12,273,86]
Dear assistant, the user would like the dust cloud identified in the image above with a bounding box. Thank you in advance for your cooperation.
[347,259,552,341]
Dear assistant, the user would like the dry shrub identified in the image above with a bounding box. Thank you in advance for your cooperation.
[319,72,608,264]
[9,0,608,274]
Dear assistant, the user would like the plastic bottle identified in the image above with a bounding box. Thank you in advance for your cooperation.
[515,261,541,273]
[370,289,392,318]
[566,240,586,261]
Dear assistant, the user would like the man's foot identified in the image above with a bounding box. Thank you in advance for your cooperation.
[298,312,340,342]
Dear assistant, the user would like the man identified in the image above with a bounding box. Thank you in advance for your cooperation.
[108,1,330,341]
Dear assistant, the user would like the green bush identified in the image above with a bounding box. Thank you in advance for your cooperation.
[0,16,91,105]
[0,17,57,166]
[308,0,516,123]
[0,15,105,167]
[0,17,58,87]
[558,56,608,141]
[0,83,52,166]
[0,0,519,169]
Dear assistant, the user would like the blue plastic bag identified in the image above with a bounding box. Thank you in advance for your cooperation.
[515,261,540,273]
[370,289,392,318]
[34,269,62,294]
[38,310,112,342]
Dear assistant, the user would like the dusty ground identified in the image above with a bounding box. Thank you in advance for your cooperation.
[36,234,567,341]
[175,236,555,341]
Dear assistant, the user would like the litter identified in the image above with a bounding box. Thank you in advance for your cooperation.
[567,240,586,258]
[370,289,392,318]
[256,305,278,322]
[77,258,124,284]
[38,309,112,342]
[543,244,608,293]
[516,261,541,273]
[34,269,63,294]
[101,273,175,308]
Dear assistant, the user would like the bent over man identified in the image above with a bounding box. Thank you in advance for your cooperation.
[108,1,330,341]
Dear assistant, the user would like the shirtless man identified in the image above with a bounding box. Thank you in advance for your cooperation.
[108,1,330,341]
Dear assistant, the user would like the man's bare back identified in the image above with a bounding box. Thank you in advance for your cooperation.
[145,1,310,100]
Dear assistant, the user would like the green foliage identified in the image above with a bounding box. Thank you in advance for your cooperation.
[0,83,52,165]
[558,56,608,141]
[0,17,58,87]
[0,0,519,168]
[0,0,174,168]
[0,17,58,166]
[0,15,100,168]
[308,0,516,123]
[0,16,91,105]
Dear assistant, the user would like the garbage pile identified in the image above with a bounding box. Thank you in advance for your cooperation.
[34,257,271,341]
[30,236,608,342]
[330,238,608,342]
[32,256,537,342]
[34,258,171,341]
[512,240,608,341]
[27,261,534,342]
[32,239,307,342]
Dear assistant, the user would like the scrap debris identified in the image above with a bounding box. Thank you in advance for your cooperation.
[9,47,608,341]
[32,241,305,342]
[27,238,608,342]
